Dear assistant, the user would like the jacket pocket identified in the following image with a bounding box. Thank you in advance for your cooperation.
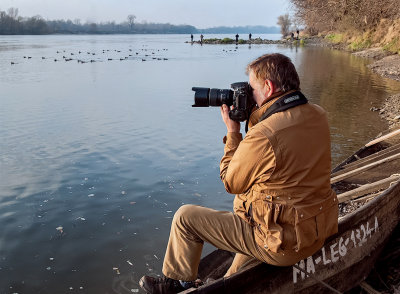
[251,200,284,253]
[294,214,319,251]
[293,195,338,251]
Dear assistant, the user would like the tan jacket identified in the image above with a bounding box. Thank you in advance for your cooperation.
[220,91,338,260]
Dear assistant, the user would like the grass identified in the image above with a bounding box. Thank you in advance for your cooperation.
[383,37,400,54]
[221,38,234,44]
[202,37,249,44]
[203,38,219,42]
[349,38,372,51]
[325,33,344,43]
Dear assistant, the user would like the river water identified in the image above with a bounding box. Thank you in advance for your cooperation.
[1,34,399,294]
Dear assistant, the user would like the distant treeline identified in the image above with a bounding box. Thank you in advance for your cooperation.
[0,8,279,35]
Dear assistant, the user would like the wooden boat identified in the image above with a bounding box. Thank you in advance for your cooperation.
[183,128,400,293]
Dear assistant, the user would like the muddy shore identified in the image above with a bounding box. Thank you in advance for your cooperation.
[353,48,400,129]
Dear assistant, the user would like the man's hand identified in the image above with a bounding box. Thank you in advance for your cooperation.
[220,104,240,133]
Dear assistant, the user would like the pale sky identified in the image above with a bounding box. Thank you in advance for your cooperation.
[0,0,291,28]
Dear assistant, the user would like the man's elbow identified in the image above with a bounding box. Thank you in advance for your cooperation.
[223,181,246,194]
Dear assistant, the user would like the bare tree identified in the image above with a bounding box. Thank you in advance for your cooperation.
[277,14,292,37]
[7,7,18,19]
[289,0,400,34]
[127,14,136,30]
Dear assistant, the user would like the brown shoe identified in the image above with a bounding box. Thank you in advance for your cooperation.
[139,276,185,294]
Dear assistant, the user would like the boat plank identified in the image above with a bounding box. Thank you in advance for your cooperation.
[331,153,400,183]
[336,159,400,188]
[337,175,400,203]
[365,128,400,147]
[334,143,400,173]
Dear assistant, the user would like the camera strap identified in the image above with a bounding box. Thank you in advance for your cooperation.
[258,90,308,123]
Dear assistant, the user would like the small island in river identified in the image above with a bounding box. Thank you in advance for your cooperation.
[187,37,303,46]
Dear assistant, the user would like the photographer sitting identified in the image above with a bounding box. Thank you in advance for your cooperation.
[140,53,338,294]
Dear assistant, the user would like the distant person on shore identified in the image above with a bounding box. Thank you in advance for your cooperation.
[249,33,252,41]
[200,34,204,44]
[296,30,300,40]
[235,33,239,44]
[291,32,294,41]
[191,34,193,43]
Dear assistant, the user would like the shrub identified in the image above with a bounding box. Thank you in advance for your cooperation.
[349,38,372,51]
[383,37,400,53]
[325,34,344,43]
[221,38,234,44]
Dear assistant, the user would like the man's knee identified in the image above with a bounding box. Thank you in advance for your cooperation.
[172,204,198,226]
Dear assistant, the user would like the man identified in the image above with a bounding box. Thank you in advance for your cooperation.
[140,53,338,293]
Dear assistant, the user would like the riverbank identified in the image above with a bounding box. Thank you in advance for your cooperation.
[353,48,400,129]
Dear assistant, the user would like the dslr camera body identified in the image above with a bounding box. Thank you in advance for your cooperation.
[192,82,254,122]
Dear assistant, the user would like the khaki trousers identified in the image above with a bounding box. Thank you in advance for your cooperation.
[162,204,278,281]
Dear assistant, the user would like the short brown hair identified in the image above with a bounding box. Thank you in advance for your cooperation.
[246,53,300,92]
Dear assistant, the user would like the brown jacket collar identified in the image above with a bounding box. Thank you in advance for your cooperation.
[248,90,297,128]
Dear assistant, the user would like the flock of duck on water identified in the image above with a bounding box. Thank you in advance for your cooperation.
[10,47,170,65]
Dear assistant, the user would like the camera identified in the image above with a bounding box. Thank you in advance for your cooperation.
[192,82,254,122]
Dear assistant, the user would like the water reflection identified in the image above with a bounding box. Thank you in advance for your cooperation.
[0,34,399,293]
[294,47,400,162]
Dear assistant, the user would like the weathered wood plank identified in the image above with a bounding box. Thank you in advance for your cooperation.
[365,128,400,147]
[337,175,400,203]
[331,153,400,184]
[359,281,382,294]
[338,143,400,172]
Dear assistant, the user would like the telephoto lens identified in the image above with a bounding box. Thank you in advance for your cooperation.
[192,82,253,122]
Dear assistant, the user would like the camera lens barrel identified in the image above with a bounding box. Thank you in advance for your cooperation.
[209,89,233,106]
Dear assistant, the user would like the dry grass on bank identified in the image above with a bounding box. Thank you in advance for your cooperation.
[320,19,400,54]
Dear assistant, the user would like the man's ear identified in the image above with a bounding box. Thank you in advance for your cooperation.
[264,79,275,98]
